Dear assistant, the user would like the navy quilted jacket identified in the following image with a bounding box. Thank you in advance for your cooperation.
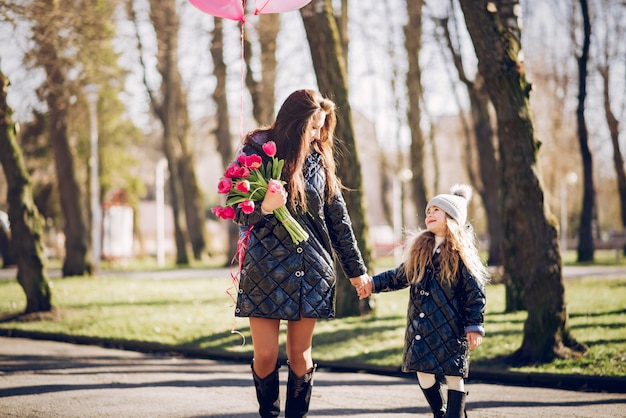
[372,250,486,378]
[233,138,367,320]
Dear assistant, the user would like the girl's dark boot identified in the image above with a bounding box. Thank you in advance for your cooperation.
[420,382,446,418]
[285,364,316,418]
[251,361,281,418]
[445,390,468,418]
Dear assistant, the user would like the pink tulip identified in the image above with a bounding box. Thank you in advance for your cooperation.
[268,179,282,194]
[236,180,250,193]
[222,206,236,220]
[237,166,250,178]
[217,178,232,194]
[237,153,247,165]
[240,200,255,214]
[212,206,235,220]
[245,154,262,170]
[225,163,241,179]
[262,141,277,157]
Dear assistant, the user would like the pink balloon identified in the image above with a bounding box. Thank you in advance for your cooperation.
[255,0,312,14]
[189,0,245,21]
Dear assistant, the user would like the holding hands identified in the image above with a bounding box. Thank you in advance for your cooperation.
[350,274,373,300]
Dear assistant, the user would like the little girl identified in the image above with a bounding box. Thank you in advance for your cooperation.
[357,184,489,418]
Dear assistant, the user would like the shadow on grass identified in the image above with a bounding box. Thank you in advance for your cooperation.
[569,308,626,318]
[0,308,65,323]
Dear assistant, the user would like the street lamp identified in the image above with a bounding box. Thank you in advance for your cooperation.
[84,84,101,272]
[560,171,578,253]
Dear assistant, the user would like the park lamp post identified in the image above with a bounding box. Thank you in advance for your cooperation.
[84,84,101,273]
[560,171,579,253]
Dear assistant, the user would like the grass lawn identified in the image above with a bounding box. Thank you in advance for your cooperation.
[0,267,625,377]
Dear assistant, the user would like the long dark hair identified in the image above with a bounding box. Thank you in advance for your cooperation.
[257,89,339,211]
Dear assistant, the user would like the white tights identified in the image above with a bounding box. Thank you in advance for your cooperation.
[417,372,464,392]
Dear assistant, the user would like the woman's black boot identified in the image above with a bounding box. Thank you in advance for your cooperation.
[251,361,281,417]
[285,364,316,417]
[445,390,468,418]
[420,382,446,418]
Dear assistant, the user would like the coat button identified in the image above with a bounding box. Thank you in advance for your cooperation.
[295,271,304,277]
[415,335,421,341]
[235,308,240,313]
[419,312,425,318]
[238,289,243,294]
[296,247,303,253]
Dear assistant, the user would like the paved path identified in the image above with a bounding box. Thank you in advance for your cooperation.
[1,337,625,418]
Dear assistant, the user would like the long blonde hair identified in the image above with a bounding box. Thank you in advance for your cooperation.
[401,218,490,287]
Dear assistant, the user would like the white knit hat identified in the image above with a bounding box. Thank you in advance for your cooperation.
[426,184,473,225]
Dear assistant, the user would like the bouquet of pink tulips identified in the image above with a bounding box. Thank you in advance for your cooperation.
[212,141,309,244]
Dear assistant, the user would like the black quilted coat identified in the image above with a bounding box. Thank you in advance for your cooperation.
[233,136,367,320]
[371,249,486,379]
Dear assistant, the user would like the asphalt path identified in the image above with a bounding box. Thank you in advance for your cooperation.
[1,266,626,417]
[1,337,626,418]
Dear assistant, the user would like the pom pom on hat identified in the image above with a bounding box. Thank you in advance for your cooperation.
[426,184,473,225]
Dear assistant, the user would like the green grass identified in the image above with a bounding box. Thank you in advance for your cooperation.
[0,272,625,377]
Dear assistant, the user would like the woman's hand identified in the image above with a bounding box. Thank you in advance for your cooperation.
[262,180,287,213]
[350,274,373,300]
[466,331,483,350]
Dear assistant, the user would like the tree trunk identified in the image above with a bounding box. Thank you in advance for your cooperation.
[436,15,503,267]
[33,2,92,277]
[600,67,626,237]
[467,81,503,266]
[180,155,207,260]
[300,0,373,317]
[404,0,428,217]
[149,0,205,262]
[458,0,586,362]
[575,0,595,262]
[0,70,52,313]
[211,17,238,264]
[244,13,279,126]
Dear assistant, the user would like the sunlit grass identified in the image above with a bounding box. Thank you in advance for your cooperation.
[0,273,625,377]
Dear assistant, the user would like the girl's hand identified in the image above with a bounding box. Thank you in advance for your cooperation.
[262,180,287,213]
[350,274,373,300]
[466,331,483,350]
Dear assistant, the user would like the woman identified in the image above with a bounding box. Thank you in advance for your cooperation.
[230,89,368,417]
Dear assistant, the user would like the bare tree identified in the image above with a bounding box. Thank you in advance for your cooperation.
[0,70,51,313]
[210,17,238,263]
[30,0,92,276]
[596,0,626,244]
[458,0,586,362]
[433,0,503,267]
[404,0,429,217]
[127,1,189,265]
[244,14,280,126]
[300,0,373,317]
[574,0,596,262]
[129,0,212,263]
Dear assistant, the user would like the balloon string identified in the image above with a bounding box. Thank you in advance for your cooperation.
[239,17,245,140]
